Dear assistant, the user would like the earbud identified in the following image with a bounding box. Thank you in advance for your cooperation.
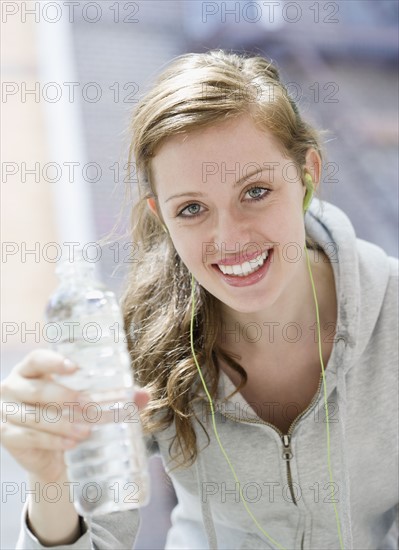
[303,173,314,213]
[161,223,168,234]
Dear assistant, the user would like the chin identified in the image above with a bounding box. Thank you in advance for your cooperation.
[220,295,272,315]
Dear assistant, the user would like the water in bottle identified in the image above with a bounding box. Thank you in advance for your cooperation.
[45,249,150,517]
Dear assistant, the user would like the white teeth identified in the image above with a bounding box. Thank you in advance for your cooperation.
[218,250,270,277]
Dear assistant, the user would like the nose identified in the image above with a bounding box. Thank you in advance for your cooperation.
[212,208,253,257]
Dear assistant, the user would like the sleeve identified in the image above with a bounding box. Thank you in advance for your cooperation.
[16,434,160,549]
[16,503,141,550]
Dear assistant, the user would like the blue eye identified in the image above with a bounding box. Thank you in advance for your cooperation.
[245,187,270,201]
[176,187,270,219]
[178,203,202,218]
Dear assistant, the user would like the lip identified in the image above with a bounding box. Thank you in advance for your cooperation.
[211,248,274,287]
[216,247,272,266]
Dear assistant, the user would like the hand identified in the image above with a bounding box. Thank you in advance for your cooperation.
[1,349,151,483]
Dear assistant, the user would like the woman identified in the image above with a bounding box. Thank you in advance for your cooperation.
[4,50,398,549]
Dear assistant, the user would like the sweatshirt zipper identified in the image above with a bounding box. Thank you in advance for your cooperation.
[282,434,296,504]
[219,372,324,546]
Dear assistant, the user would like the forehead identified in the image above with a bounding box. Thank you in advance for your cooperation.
[151,114,286,187]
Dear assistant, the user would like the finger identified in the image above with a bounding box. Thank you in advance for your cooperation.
[1,422,80,451]
[6,375,83,410]
[4,402,93,442]
[16,349,79,379]
[6,350,82,406]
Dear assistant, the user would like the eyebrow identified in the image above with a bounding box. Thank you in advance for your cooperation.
[164,167,268,203]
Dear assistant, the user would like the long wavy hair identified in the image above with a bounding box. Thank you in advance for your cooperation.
[120,49,326,472]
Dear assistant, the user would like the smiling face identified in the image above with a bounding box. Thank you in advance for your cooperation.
[149,114,319,317]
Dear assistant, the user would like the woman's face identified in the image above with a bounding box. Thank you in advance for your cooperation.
[150,114,315,315]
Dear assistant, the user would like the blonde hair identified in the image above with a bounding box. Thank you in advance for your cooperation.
[121,49,326,471]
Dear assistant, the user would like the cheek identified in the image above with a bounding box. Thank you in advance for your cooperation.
[273,204,303,233]
[169,233,200,267]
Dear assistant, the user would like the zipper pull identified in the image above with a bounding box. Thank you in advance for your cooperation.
[282,434,293,461]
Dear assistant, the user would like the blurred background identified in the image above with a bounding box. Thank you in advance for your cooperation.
[1,0,398,547]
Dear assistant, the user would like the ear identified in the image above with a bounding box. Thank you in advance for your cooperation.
[304,148,321,191]
[146,197,159,218]
[147,197,168,234]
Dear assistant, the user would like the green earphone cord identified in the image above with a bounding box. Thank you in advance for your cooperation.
[189,246,345,549]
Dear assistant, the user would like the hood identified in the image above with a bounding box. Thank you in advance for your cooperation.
[305,197,392,373]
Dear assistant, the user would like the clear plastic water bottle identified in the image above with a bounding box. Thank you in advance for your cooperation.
[45,249,150,517]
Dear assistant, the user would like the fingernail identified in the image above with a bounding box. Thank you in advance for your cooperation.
[63,358,77,370]
[72,423,91,435]
[63,438,77,448]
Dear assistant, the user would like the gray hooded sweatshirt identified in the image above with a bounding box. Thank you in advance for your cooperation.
[17,198,399,549]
